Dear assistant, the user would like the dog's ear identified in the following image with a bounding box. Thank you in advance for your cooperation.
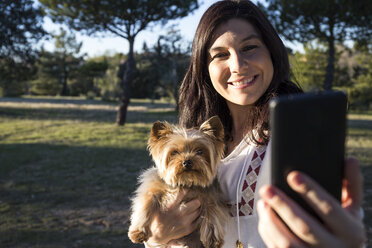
[150,121,173,140]
[200,116,224,141]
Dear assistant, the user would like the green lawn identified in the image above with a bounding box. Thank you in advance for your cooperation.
[0,96,371,247]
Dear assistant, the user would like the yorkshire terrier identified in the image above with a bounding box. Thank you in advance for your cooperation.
[128,116,228,248]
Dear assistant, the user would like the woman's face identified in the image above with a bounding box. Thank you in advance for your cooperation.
[208,18,274,109]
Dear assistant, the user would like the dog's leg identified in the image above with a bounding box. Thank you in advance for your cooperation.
[199,203,226,248]
[128,183,163,243]
[128,199,153,243]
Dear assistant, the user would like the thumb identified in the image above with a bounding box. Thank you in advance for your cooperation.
[342,157,363,219]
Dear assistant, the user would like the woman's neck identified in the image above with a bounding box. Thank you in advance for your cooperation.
[226,103,253,155]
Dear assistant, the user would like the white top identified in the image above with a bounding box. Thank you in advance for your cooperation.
[218,138,271,248]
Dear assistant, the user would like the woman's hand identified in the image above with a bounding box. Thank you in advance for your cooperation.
[257,157,366,247]
[145,189,201,247]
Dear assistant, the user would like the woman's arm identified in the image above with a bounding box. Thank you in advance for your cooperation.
[257,157,366,247]
[144,189,201,247]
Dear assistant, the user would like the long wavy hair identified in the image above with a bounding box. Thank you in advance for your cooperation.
[178,0,302,146]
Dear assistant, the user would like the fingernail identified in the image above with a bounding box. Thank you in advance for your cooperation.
[291,171,304,185]
[265,186,276,199]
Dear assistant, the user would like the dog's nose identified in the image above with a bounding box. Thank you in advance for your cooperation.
[182,160,192,169]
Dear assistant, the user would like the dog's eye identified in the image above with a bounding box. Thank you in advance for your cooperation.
[196,149,203,155]
[171,150,179,156]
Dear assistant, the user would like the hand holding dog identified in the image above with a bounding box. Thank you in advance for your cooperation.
[257,157,366,247]
[146,190,201,246]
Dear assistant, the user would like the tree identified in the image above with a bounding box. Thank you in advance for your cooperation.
[153,28,191,109]
[0,0,46,96]
[53,28,84,96]
[290,42,352,91]
[31,29,83,96]
[0,0,46,60]
[40,0,199,125]
[262,0,372,90]
[348,42,372,109]
[290,43,327,91]
[70,59,108,97]
[31,50,62,95]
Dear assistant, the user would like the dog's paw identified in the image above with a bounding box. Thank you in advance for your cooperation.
[202,237,224,248]
[203,240,223,248]
[128,229,148,244]
[212,240,224,248]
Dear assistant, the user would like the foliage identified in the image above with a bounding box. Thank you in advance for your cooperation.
[0,0,47,96]
[69,59,108,97]
[0,58,37,96]
[290,40,372,110]
[39,0,199,125]
[133,29,191,101]
[262,0,372,90]
[290,42,351,91]
[290,43,327,91]
[31,29,84,96]
[0,0,46,60]
[31,50,62,95]
[97,54,124,102]
[347,42,372,109]
[39,0,199,39]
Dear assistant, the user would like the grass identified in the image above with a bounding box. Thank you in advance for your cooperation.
[0,97,176,248]
[0,96,371,247]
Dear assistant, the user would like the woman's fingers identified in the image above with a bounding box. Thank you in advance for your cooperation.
[259,158,366,248]
[148,190,201,245]
[287,169,366,247]
[342,157,363,218]
[257,199,305,248]
[259,184,341,246]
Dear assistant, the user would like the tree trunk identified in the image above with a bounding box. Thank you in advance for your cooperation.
[61,57,69,96]
[323,22,335,91]
[116,37,136,126]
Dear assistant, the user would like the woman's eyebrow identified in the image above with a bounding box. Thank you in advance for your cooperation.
[242,34,261,42]
[209,34,261,53]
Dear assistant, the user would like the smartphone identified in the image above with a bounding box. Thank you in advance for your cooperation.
[269,91,347,220]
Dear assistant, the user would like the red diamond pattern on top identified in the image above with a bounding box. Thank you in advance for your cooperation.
[227,146,266,217]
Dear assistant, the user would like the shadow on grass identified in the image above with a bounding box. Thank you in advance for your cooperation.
[348,119,372,130]
[0,143,151,248]
[0,96,174,109]
[0,97,177,124]
[0,106,118,123]
[1,229,143,248]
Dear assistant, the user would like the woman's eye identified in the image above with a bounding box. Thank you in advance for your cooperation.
[211,52,228,60]
[242,45,258,52]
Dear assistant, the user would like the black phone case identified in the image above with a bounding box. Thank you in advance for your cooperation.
[269,91,347,220]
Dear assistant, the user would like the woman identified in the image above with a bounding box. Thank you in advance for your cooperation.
[144,0,365,247]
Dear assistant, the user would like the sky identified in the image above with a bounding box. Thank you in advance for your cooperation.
[40,0,301,58]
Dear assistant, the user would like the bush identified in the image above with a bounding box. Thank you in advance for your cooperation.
[0,80,28,96]
[31,78,61,96]
[347,83,372,110]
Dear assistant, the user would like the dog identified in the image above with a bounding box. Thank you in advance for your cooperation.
[128,116,228,248]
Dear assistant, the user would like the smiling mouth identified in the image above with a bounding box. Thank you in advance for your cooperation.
[228,76,257,87]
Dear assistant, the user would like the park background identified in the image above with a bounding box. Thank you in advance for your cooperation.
[0,0,371,247]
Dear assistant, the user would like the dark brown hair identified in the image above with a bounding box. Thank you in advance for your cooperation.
[178,0,302,146]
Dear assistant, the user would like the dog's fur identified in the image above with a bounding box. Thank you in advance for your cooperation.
[128,116,228,248]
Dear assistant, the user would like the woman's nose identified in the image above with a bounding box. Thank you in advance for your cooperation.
[229,52,245,73]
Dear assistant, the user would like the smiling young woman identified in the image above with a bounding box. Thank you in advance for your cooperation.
[141,1,366,248]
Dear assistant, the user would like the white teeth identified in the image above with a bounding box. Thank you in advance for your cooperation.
[231,76,254,86]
